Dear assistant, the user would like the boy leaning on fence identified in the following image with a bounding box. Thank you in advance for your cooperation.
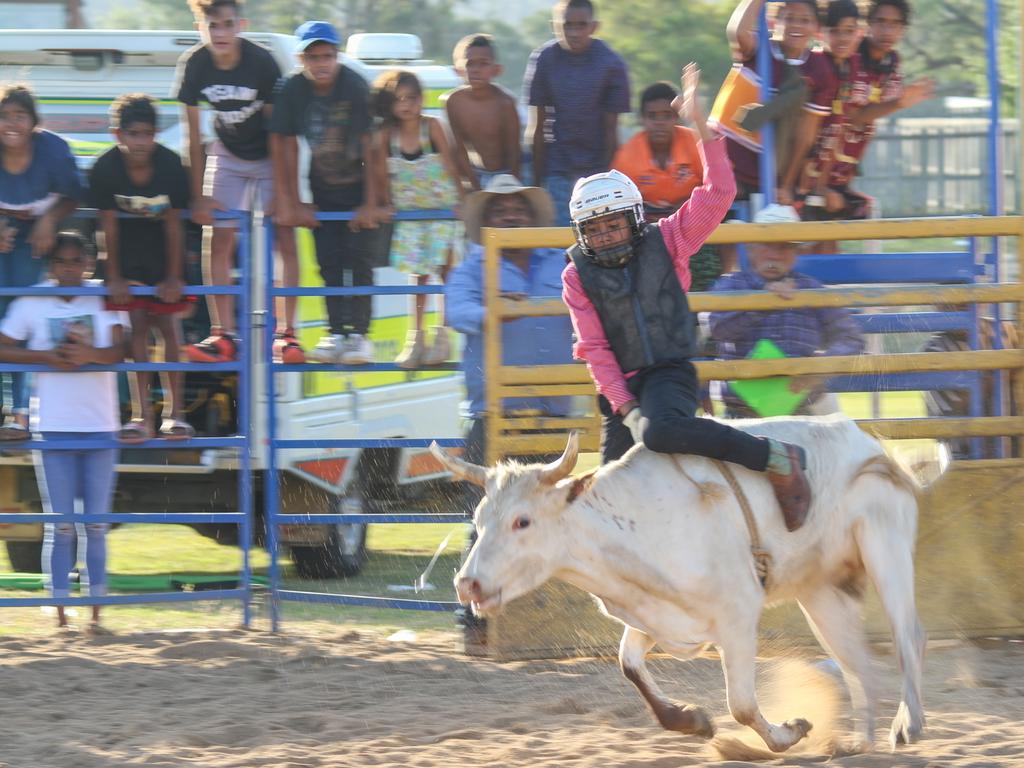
[90,94,192,443]
[444,34,522,191]
[270,21,384,366]
[804,0,934,222]
[176,0,304,365]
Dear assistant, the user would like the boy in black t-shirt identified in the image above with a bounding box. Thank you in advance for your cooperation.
[176,0,304,365]
[270,21,382,365]
[90,94,193,443]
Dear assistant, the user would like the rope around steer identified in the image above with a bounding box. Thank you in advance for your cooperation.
[669,455,772,589]
[713,460,773,589]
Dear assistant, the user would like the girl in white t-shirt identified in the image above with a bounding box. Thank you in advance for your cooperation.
[0,232,128,631]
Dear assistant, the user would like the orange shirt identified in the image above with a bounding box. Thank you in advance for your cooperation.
[612,125,704,211]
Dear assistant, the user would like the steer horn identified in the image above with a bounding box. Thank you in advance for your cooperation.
[539,431,580,485]
[429,441,487,487]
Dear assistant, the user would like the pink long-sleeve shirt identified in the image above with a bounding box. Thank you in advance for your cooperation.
[562,137,737,414]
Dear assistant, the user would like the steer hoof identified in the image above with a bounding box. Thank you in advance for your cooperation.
[766,718,813,753]
[889,702,923,748]
[683,705,717,739]
[786,718,813,739]
[657,703,716,738]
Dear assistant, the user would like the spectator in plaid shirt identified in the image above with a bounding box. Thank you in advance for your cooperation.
[708,204,864,417]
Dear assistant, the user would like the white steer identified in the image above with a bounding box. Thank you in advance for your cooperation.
[433,416,925,753]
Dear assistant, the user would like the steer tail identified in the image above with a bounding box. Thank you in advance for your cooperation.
[852,452,923,501]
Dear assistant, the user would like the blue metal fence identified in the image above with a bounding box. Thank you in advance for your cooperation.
[261,210,466,631]
[0,210,256,625]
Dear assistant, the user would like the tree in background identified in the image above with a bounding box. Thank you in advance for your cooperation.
[599,0,733,102]
[899,0,1019,108]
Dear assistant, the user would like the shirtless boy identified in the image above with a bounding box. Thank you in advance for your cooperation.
[445,34,521,190]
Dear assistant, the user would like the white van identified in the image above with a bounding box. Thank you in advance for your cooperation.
[0,29,465,577]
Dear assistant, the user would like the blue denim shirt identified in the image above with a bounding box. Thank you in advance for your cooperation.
[447,243,575,417]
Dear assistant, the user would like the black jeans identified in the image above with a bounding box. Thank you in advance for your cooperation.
[600,361,770,471]
[312,221,377,336]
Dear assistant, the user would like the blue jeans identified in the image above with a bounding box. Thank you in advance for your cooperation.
[35,432,119,597]
[544,175,575,228]
[0,235,45,415]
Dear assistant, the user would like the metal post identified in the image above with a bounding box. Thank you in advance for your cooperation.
[263,220,281,631]
[237,213,254,627]
[483,227,503,465]
[987,0,1005,224]
[757,1,776,207]
[984,0,1007,456]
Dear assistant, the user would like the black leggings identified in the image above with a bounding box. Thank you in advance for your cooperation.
[600,361,770,471]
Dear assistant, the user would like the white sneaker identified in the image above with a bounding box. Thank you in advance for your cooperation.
[341,334,375,365]
[394,330,426,369]
[420,325,451,366]
[310,334,346,363]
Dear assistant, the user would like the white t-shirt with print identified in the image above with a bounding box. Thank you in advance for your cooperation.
[0,281,128,432]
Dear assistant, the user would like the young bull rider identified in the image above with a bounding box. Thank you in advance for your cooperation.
[561,63,812,530]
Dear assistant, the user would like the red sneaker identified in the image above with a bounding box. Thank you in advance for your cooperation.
[186,333,238,363]
[272,331,306,364]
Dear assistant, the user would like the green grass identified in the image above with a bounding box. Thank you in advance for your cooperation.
[839,236,972,253]
[0,391,934,636]
[0,521,468,637]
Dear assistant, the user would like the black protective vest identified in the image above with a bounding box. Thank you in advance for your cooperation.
[569,226,697,373]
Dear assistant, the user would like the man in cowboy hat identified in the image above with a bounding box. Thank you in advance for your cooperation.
[448,173,572,466]
[447,174,575,642]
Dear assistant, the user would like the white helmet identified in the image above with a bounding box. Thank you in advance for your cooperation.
[569,170,646,267]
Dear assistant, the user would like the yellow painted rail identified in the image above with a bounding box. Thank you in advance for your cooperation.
[493,416,1024,457]
[496,351,1024,388]
[501,283,1024,319]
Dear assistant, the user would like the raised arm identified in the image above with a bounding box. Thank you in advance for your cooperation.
[659,64,737,277]
[727,0,764,62]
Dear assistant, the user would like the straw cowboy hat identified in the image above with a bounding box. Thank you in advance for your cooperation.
[461,174,556,244]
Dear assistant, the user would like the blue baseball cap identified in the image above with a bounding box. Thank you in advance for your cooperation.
[295,21,341,52]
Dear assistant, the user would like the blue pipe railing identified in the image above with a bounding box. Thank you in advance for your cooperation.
[261,209,465,631]
[0,209,256,625]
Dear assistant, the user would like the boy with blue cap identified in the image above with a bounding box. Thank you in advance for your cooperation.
[271,21,383,365]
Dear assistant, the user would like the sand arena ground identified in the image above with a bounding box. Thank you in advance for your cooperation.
[2,626,1023,768]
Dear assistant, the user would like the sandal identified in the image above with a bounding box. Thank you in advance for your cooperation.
[159,418,195,441]
[0,421,30,442]
[118,419,152,445]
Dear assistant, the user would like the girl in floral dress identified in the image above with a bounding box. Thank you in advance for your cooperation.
[372,70,464,368]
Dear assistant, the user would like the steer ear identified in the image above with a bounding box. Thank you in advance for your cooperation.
[430,441,487,487]
[539,431,580,485]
